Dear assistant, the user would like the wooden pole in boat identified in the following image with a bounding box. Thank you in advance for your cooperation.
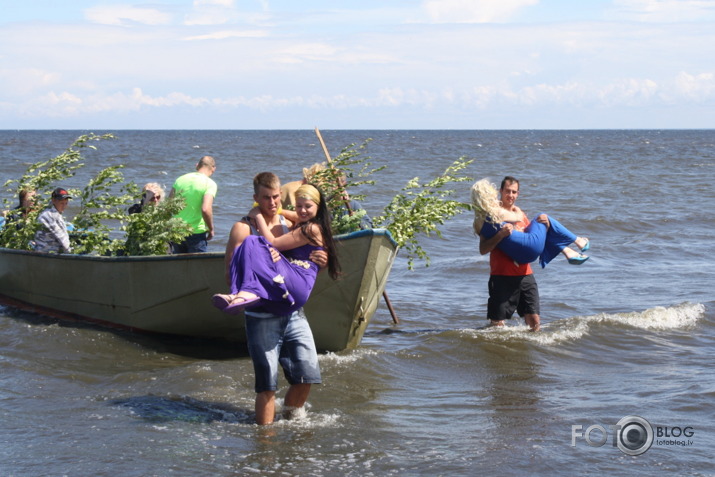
[314,127,399,324]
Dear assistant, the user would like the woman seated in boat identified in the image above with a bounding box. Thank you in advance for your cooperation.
[212,183,341,315]
[128,182,164,215]
[471,178,590,268]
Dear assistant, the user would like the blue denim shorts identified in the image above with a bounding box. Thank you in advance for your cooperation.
[245,309,321,393]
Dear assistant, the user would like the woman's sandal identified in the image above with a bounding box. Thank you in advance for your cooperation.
[226,296,261,315]
[567,254,589,265]
[211,294,236,311]
[212,293,262,314]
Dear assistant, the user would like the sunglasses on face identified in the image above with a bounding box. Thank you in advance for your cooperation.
[143,192,161,202]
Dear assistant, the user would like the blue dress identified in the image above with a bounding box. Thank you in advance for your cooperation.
[479,214,577,268]
[228,235,322,315]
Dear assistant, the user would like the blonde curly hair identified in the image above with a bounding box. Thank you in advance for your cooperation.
[141,182,165,204]
[302,163,326,182]
[471,178,505,235]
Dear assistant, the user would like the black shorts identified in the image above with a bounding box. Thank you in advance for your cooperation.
[487,274,540,321]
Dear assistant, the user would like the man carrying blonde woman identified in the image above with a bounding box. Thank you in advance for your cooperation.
[472,176,590,331]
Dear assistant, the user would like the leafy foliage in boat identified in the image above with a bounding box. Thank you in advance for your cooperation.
[2,134,472,265]
[311,140,473,268]
[0,134,191,256]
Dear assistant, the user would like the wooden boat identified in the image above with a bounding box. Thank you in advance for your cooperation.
[0,228,398,352]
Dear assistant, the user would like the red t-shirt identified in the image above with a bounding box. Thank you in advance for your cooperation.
[489,215,533,276]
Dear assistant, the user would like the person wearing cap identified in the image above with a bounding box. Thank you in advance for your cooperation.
[33,187,72,254]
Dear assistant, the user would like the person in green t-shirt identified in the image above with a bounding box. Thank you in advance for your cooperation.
[169,155,217,253]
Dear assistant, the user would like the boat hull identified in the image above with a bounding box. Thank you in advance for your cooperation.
[0,229,397,352]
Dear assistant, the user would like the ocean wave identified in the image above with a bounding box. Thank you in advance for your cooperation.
[579,302,704,331]
[270,403,343,430]
[319,348,381,367]
[459,302,705,346]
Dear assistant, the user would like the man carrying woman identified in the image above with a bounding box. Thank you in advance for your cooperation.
[472,176,590,331]
[213,172,336,425]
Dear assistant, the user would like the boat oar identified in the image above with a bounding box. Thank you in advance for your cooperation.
[314,127,399,324]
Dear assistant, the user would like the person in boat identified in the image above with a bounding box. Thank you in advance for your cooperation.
[473,177,590,331]
[128,182,164,215]
[280,162,325,210]
[12,188,38,219]
[1,188,37,232]
[285,163,373,231]
[122,182,168,255]
[215,172,330,425]
[33,187,72,254]
[168,155,217,253]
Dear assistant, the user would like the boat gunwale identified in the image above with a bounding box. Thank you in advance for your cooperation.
[0,228,397,262]
[0,228,398,349]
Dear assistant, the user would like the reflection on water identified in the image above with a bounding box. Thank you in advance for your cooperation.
[112,395,251,424]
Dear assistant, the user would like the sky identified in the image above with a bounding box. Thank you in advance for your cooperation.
[1,0,714,129]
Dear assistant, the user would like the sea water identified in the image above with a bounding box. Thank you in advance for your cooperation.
[0,130,713,475]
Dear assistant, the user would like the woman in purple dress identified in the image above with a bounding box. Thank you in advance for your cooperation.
[212,183,340,315]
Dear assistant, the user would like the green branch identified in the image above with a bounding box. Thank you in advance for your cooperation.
[1,134,192,256]
[373,157,473,269]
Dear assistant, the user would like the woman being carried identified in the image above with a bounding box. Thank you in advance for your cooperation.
[212,183,340,315]
[471,178,590,267]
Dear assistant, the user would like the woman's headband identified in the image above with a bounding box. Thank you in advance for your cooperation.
[295,184,321,205]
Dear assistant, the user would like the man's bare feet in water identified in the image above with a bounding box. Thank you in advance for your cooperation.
[525,314,540,332]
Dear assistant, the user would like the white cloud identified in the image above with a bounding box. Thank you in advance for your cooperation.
[0,68,61,95]
[423,0,539,23]
[595,78,659,106]
[274,43,340,64]
[469,79,663,109]
[16,88,210,117]
[672,71,715,101]
[96,88,210,111]
[195,0,235,6]
[610,0,715,22]
[46,91,83,106]
[84,5,173,26]
[19,91,84,118]
[3,2,715,127]
[376,87,441,108]
[184,29,268,41]
[4,70,715,125]
[185,0,237,26]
